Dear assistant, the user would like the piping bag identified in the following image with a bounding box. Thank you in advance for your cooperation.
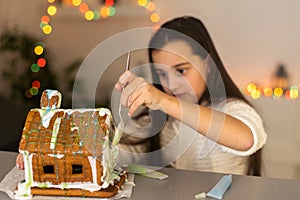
[195,174,232,199]
[112,51,131,146]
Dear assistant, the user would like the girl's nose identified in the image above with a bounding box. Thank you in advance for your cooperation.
[167,72,180,92]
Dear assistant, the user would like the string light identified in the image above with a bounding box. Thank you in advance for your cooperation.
[138,0,149,7]
[42,24,52,34]
[104,0,115,7]
[41,15,50,24]
[244,83,300,100]
[47,5,57,16]
[146,2,156,11]
[85,10,94,20]
[93,10,100,20]
[32,80,41,89]
[26,0,159,98]
[31,64,40,73]
[150,13,160,23]
[37,58,47,68]
[30,87,39,96]
[263,87,273,97]
[79,3,89,13]
[34,45,44,55]
[72,0,81,6]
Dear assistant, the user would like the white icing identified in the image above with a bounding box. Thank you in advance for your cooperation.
[48,154,64,158]
[99,108,110,116]
[50,116,62,149]
[71,126,78,132]
[87,156,100,189]
[15,182,32,199]
[37,109,55,128]
[101,135,119,188]
[16,151,34,198]
[17,181,104,193]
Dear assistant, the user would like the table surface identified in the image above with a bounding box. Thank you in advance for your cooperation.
[1,151,300,200]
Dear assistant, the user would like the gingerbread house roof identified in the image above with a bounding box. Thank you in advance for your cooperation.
[19,108,112,157]
[19,89,113,157]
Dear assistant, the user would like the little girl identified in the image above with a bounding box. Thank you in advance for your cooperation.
[115,16,267,175]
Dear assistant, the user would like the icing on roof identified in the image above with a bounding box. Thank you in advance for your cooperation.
[19,108,112,157]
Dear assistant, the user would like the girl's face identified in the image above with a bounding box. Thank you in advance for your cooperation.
[152,41,208,102]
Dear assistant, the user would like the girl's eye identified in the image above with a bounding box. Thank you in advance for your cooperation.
[177,68,186,74]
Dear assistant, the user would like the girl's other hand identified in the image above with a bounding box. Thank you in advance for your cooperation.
[16,153,24,170]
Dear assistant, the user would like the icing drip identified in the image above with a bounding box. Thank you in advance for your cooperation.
[37,109,55,128]
[15,151,33,198]
[50,116,62,149]
[87,156,101,191]
[101,135,119,188]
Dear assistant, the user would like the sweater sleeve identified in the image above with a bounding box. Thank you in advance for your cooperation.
[219,100,267,156]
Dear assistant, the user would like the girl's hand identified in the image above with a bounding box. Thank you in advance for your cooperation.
[16,153,24,170]
[115,71,167,116]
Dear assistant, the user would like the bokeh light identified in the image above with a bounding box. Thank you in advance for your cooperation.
[37,58,47,67]
[273,87,283,98]
[34,46,44,55]
[138,0,149,7]
[251,89,261,99]
[42,24,53,34]
[93,10,100,20]
[41,15,50,24]
[85,10,94,20]
[32,80,41,88]
[146,2,156,11]
[263,87,273,97]
[105,0,115,7]
[289,86,299,99]
[246,83,257,94]
[150,13,160,23]
[79,3,89,13]
[31,64,40,73]
[100,7,109,18]
[72,0,81,6]
[30,87,39,96]
[47,5,57,16]
[25,89,32,98]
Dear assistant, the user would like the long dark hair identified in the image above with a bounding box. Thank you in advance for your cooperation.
[148,16,261,176]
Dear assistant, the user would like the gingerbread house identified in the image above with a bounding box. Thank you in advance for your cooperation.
[15,90,126,198]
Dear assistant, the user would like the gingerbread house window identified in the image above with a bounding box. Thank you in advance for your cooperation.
[72,164,83,174]
[43,165,55,174]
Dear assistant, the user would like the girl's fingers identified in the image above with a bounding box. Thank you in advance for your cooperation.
[128,88,145,116]
[16,154,24,170]
[120,77,147,107]
[117,71,136,88]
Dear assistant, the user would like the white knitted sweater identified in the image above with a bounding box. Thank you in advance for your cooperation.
[118,99,267,175]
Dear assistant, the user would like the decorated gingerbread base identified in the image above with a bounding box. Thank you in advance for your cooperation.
[23,173,127,198]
